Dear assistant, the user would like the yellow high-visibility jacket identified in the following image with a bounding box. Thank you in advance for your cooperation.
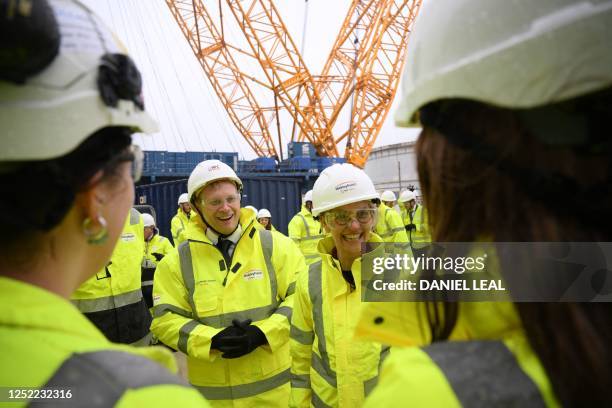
[374,204,409,245]
[0,277,209,407]
[400,203,431,248]
[151,209,306,407]
[290,235,388,407]
[356,246,558,407]
[171,208,193,246]
[288,206,324,265]
[72,208,151,344]
[144,233,174,265]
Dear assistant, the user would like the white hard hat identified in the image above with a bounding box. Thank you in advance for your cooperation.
[312,163,379,217]
[304,190,313,203]
[395,0,612,127]
[398,190,417,203]
[178,193,189,205]
[0,0,158,162]
[142,213,156,227]
[244,205,258,215]
[187,160,242,201]
[380,190,397,202]
[257,208,272,219]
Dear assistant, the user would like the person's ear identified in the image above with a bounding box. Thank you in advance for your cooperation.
[74,170,109,245]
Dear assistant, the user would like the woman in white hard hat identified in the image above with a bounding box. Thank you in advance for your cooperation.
[151,159,306,406]
[363,0,612,406]
[257,208,278,232]
[290,163,389,407]
[0,0,207,405]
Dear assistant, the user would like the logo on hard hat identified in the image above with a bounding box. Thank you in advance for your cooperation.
[335,181,357,194]
[208,164,220,171]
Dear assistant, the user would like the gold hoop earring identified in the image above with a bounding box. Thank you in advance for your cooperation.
[83,216,108,245]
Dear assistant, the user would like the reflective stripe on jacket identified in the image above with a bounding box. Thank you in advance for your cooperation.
[171,208,192,246]
[364,335,557,407]
[290,235,388,407]
[72,208,151,344]
[151,208,306,407]
[288,206,324,265]
[0,277,209,407]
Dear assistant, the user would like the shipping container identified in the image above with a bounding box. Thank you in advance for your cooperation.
[287,142,316,159]
[135,175,302,240]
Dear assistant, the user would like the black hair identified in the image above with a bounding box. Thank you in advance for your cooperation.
[0,127,132,244]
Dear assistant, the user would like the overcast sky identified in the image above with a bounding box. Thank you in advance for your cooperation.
[82,0,420,160]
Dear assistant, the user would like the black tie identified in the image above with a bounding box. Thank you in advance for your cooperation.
[216,238,232,268]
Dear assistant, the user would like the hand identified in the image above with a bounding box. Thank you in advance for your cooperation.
[217,319,267,359]
[210,324,246,351]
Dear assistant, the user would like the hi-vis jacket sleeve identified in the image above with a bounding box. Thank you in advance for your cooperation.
[150,253,221,362]
[288,215,303,243]
[253,233,305,353]
[387,210,410,243]
[289,270,314,407]
[170,215,185,244]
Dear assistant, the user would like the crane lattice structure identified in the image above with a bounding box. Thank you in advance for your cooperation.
[166,0,422,167]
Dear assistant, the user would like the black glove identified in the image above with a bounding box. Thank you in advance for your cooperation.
[217,319,267,359]
[210,324,246,351]
[406,223,416,232]
[152,252,165,262]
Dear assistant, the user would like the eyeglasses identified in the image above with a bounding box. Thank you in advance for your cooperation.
[107,144,143,182]
[200,193,241,209]
[324,208,377,226]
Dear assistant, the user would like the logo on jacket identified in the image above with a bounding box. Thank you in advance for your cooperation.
[243,270,264,281]
[121,232,136,242]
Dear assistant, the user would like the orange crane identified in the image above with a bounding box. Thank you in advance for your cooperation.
[166,0,421,167]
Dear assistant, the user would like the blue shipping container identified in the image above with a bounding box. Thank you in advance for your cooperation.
[135,175,301,239]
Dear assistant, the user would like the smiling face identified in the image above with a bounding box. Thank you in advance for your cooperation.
[196,180,241,235]
[320,200,376,267]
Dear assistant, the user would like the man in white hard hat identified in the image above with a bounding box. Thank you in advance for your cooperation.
[374,191,409,246]
[171,192,192,246]
[290,164,388,407]
[398,190,431,258]
[380,190,397,209]
[288,190,324,265]
[151,159,306,406]
[0,0,208,404]
[141,213,174,309]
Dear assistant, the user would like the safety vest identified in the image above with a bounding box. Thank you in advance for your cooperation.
[288,206,324,265]
[375,204,410,252]
[151,209,306,407]
[72,208,151,344]
[290,235,388,407]
[364,334,557,407]
[171,207,193,246]
[400,203,431,249]
[142,233,174,309]
[0,277,209,407]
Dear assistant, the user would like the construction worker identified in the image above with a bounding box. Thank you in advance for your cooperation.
[379,190,397,210]
[398,190,431,258]
[288,190,324,265]
[374,193,409,246]
[363,0,612,406]
[171,192,193,246]
[244,205,258,218]
[290,164,388,407]
[0,0,207,405]
[151,160,306,406]
[72,208,152,345]
[257,208,278,232]
[141,213,174,309]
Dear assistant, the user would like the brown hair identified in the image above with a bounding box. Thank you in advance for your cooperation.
[416,94,612,406]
